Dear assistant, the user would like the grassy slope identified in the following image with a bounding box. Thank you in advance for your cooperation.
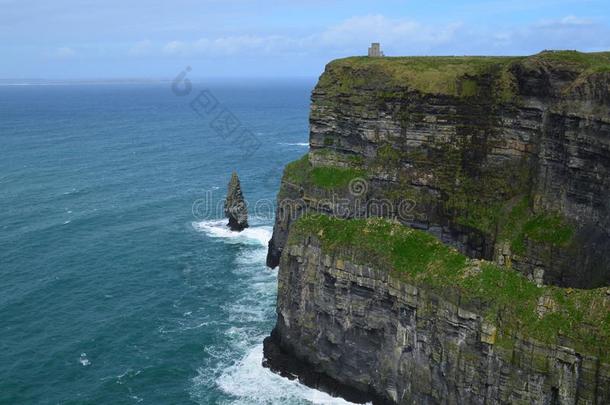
[289,214,610,360]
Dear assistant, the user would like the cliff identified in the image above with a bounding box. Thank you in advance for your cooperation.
[265,215,610,404]
[264,51,610,404]
[267,51,610,288]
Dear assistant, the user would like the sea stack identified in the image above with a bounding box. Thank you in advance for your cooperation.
[224,172,248,232]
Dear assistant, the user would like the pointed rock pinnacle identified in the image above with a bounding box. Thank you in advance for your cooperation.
[224,171,249,232]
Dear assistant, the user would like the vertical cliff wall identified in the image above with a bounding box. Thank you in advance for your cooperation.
[264,216,610,404]
[264,51,610,404]
[267,51,610,288]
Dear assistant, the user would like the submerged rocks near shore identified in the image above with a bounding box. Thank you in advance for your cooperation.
[224,171,248,231]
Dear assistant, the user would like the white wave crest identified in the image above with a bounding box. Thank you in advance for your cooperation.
[216,344,364,405]
[279,142,309,147]
[79,353,91,366]
[192,220,272,247]
[235,248,268,266]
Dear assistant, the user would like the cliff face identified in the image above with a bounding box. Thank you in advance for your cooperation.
[268,51,610,288]
[265,217,610,404]
[264,51,610,404]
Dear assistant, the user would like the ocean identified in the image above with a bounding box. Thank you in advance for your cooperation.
[0,80,355,404]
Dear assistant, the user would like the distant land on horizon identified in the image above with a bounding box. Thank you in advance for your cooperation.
[3,49,608,84]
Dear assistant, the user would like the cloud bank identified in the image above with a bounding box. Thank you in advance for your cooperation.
[138,14,609,59]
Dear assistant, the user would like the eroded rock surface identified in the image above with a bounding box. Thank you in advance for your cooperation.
[224,171,248,231]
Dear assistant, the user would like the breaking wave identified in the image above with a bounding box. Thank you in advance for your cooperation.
[191,218,363,404]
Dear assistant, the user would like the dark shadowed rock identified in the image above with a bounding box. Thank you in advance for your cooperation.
[224,172,248,231]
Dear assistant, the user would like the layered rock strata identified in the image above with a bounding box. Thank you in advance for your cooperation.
[264,51,610,404]
[267,51,610,288]
[225,171,249,231]
[264,216,610,404]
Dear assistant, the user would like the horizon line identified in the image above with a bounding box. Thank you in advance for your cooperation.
[0,76,319,85]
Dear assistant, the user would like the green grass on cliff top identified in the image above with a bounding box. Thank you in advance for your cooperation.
[535,50,610,72]
[319,55,519,96]
[318,50,610,96]
[290,214,610,359]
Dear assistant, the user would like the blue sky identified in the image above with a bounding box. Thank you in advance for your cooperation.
[1,0,609,79]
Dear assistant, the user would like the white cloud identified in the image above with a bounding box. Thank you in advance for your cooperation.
[498,15,610,53]
[536,15,594,28]
[128,40,153,56]
[50,46,76,59]
[316,15,462,50]
[161,35,300,56]
[145,13,609,60]
[162,40,187,55]
[560,15,594,26]
[157,15,463,58]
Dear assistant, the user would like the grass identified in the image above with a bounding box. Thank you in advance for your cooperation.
[535,50,610,73]
[375,144,403,168]
[497,197,575,255]
[289,214,610,359]
[502,196,532,254]
[318,55,523,97]
[283,153,366,190]
[451,193,575,255]
[460,79,479,98]
[442,170,525,237]
[317,51,610,97]
[291,214,467,278]
[521,214,574,245]
[283,154,311,185]
[460,207,501,235]
[311,167,365,188]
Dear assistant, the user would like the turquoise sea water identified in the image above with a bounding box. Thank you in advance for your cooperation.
[0,81,355,404]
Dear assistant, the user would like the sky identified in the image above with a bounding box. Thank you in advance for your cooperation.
[1,0,609,80]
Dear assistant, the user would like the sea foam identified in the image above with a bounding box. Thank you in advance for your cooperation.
[190,218,365,404]
[279,142,309,147]
[192,220,272,247]
[216,344,364,405]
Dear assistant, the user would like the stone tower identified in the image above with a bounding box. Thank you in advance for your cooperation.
[368,42,384,57]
